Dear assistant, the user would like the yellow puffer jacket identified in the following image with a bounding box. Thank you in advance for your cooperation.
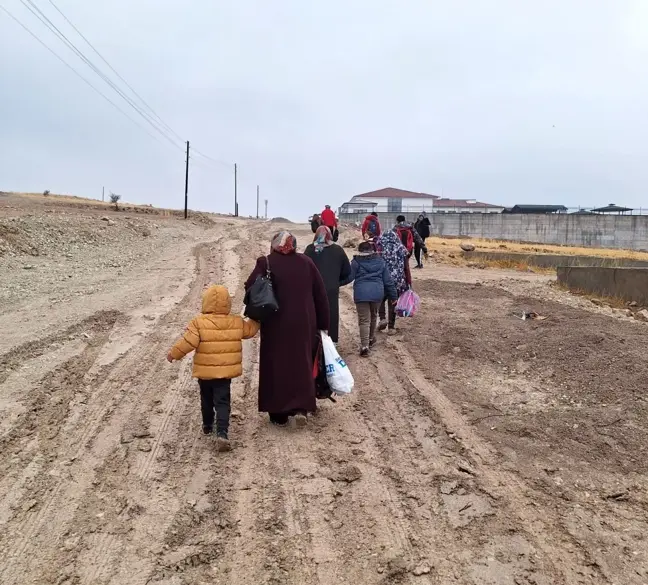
[169,285,259,379]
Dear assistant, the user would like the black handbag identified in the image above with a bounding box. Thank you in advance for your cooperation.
[244,256,279,322]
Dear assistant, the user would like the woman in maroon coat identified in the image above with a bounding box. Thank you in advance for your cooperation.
[244,231,330,427]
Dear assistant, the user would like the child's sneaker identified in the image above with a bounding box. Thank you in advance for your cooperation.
[216,436,232,452]
[360,347,370,357]
[294,413,308,428]
[378,319,388,332]
[202,425,213,435]
[369,337,377,347]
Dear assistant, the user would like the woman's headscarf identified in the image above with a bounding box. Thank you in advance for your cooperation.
[377,230,409,295]
[271,231,297,255]
[313,225,333,253]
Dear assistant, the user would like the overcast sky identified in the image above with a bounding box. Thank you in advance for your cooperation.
[1,0,648,218]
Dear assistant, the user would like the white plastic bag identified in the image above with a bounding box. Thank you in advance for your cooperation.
[321,332,354,395]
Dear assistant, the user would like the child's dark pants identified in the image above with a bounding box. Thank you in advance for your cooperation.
[379,297,397,328]
[198,379,232,438]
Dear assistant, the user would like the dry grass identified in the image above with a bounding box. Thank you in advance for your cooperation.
[479,258,554,274]
[426,235,648,261]
[553,281,638,310]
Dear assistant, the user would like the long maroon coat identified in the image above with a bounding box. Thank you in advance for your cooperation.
[245,252,330,414]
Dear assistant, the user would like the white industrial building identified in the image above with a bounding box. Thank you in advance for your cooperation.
[339,188,502,217]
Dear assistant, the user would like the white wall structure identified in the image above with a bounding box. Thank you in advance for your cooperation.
[339,188,503,218]
[339,188,440,216]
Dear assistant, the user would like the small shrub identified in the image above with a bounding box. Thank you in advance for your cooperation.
[43,190,50,196]
[109,193,121,210]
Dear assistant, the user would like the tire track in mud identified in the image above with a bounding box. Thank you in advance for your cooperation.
[383,334,607,584]
[0,311,123,385]
[70,232,251,585]
[0,310,123,584]
[149,224,337,585]
[201,227,444,585]
[336,285,605,584]
[196,226,424,584]
[68,238,229,585]
[0,235,231,585]
[147,227,272,584]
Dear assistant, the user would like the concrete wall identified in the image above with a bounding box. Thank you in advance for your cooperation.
[424,213,648,251]
[557,267,648,304]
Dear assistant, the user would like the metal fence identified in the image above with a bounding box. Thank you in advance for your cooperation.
[339,205,648,224]
[559,207,648,215]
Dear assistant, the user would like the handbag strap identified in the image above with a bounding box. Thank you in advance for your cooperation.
[265,255,272,277]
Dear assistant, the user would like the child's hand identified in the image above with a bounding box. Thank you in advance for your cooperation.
[166,353,174,363]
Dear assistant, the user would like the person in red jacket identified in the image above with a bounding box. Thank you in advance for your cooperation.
[320,205,339,241]
[361,212,381,240]
[320,205,337,228]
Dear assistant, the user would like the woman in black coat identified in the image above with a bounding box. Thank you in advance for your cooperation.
[245,231,330,427]
[304,226,353,343]
[414,213,432,268]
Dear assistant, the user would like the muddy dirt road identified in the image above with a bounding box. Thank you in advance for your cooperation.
[1,197,647,584]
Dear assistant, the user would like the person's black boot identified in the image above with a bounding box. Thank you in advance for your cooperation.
[217,434,231,452]
[269,413,288,427]
[202,425,213,435]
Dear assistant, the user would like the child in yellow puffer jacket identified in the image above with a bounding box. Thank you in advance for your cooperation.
[167,284,259,452]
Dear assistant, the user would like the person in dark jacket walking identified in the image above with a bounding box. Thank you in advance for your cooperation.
[413,213,431,268]
[351,242,397,356]
[310,213,322,234]
[304,226,353,344]
[395,215,426,259]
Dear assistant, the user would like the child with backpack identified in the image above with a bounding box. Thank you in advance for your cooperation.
[167,285,259,452]
[395,215,427,259]
[361,212,382,241]
[350,242,397,356]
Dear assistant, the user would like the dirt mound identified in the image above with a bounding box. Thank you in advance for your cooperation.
[269,217,293,223]
[0,214,159,259]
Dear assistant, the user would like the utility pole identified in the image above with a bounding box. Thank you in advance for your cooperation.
[184,141,190,219]
[265,199,268,219]
[235,164,238,217]
[256,185,260,219]
[102,186,105,202]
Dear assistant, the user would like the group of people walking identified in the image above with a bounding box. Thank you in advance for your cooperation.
[310,205,340,242]
[167,210,431,450]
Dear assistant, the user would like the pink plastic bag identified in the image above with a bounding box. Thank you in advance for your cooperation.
[396,289,420,317]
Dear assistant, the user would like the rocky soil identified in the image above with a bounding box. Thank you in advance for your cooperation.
[0,193,646,585]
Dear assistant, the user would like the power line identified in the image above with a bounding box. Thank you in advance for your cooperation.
[192,147,233,169]
[18,0,182,149]
[4,0,243,184]
[25,0,230,167]
[0,2,178,151]
[44,0,185,145]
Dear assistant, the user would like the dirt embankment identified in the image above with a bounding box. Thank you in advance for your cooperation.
[0,196,647,584]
